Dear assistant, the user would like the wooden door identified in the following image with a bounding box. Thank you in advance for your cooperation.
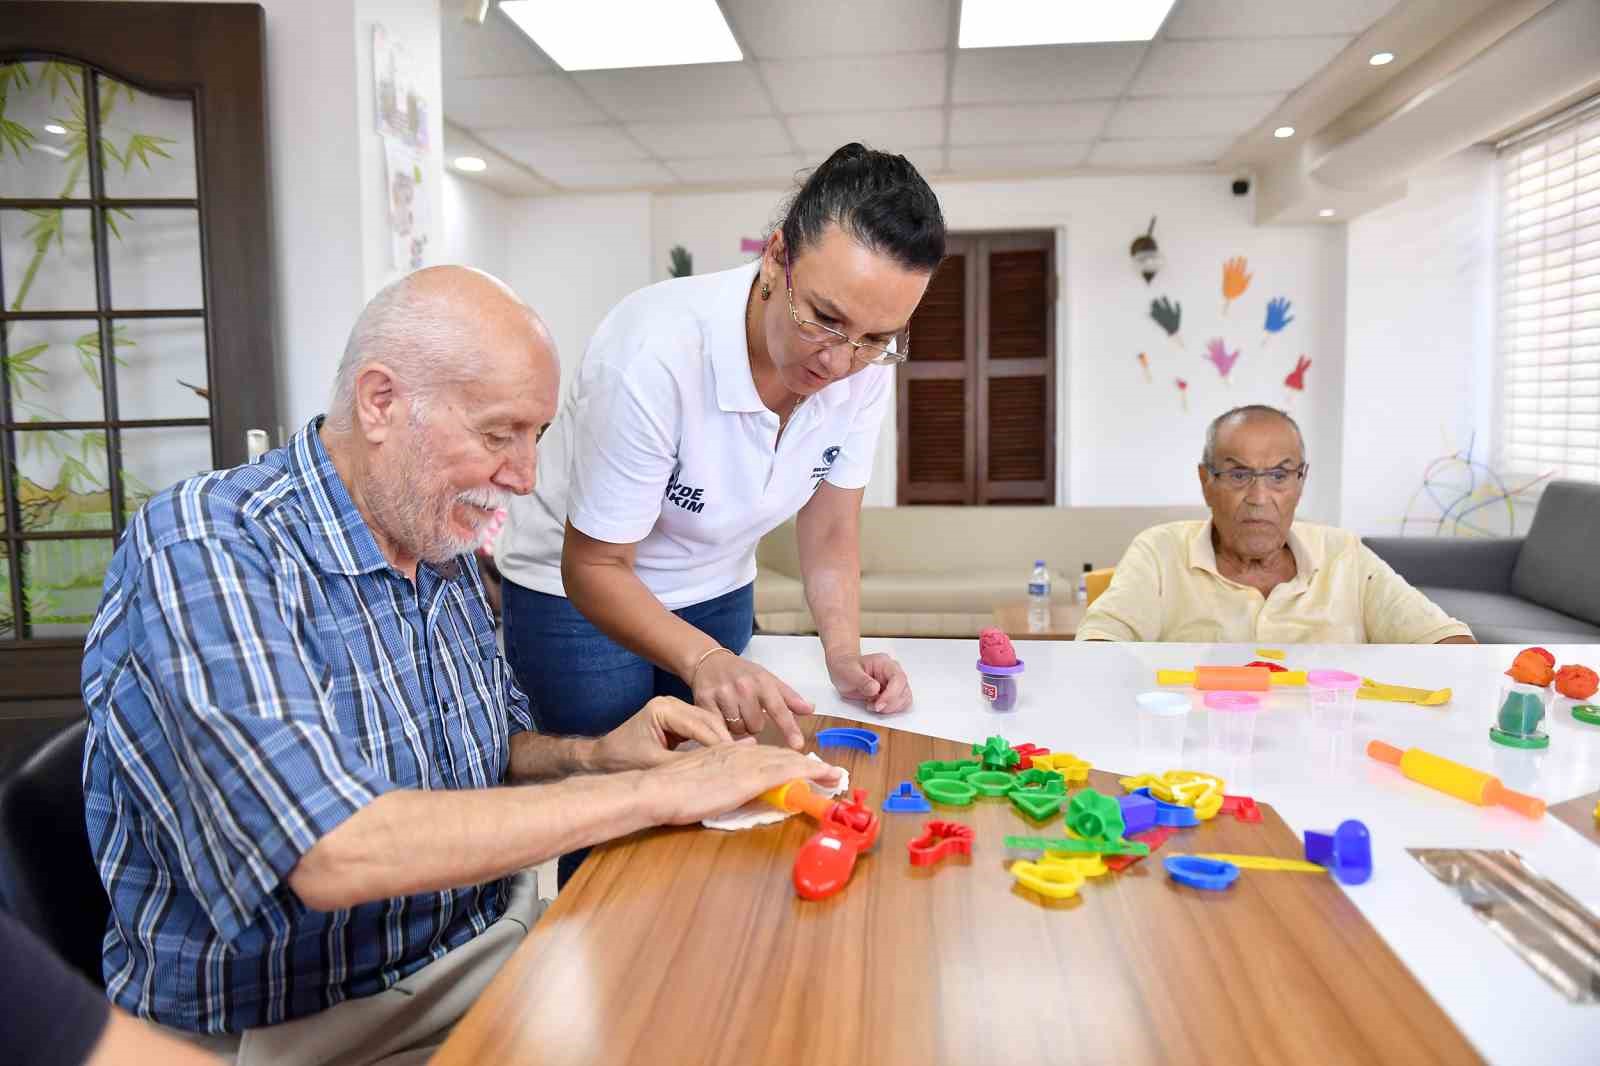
[898,231,1055,505]
[0,3,278,702]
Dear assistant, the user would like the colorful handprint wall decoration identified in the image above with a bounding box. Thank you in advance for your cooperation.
[1203,338,1240,384]
[1264,297,1294,343]
[1284,355,1312,404]
[1150,296,1183,347]
[1137,352,1152,383]
[1222,256,1251,315]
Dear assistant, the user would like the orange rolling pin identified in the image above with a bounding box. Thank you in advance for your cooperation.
[1156,666,1307,690]
[759,779,834,821]
[1366,740,1545,819]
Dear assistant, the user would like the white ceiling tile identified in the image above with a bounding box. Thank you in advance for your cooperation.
[946,143,1090,172]
[952,43,1144,104]
[572,63,772,122]
[666,154,807,184]
[948,102,1111,147]
[478,125,648,168]
[444,75,605,129]
[628,117,792,159]
[1104,94,1281,138]
[537,159,679,189]
[786,109,946,152]
[1163,0,1400,39]
[1089,138,1229,167]
[722,0,952,59]
[761,53,947,114]
[1131,38,1351,95]
[441,7,557,78]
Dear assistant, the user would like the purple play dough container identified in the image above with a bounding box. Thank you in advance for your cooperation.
[976,658,1026,711]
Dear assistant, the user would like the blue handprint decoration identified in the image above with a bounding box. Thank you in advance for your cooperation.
[1263,296,1294,343]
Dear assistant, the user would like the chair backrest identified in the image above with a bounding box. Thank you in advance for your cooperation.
[0,718,109,987]
[1084,567,1116,607]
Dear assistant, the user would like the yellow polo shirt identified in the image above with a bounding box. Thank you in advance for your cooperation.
[1077,520,1472,644]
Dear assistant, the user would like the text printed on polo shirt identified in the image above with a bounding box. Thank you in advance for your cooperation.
[664,470,706,514]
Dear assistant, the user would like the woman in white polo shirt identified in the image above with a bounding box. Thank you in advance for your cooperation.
[496,143,944,766]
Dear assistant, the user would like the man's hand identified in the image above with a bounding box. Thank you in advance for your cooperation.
[590,696,733,771]
[827,652,912,715]
[692,652,813,749]
[641,743,842,825]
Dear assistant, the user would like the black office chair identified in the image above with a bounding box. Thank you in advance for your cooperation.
[0,718,110,987]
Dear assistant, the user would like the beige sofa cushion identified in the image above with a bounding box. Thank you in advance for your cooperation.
[753,504,1206,636]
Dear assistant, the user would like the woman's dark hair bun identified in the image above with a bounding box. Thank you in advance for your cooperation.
[778,143,945,272]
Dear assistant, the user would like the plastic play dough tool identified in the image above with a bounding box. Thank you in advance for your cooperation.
[1357,678,1452,706]
[760,781,881,900]
[1157,666,1307,689]
[1366,740,1546,819]
[1195,853,1327,873]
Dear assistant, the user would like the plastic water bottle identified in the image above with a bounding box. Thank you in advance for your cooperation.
[1028,560,1051,631]
[1079,563,1093,603]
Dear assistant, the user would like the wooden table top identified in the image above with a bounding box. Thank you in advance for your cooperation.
[1550,789,1600,848]
[433,716,1480,1066]
[993,600,1086,640]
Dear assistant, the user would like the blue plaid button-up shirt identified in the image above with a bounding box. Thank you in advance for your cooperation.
[82,418,534,1034]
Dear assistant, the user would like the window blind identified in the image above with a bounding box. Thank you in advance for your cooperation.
[1497,95,1600,485]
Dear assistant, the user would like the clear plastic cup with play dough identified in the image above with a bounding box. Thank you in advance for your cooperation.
[1307,669,1361,731]
[1492,680,1551,749]
[977,659,1025,712]
[1205,691,1262,757]
[1136,691,1191,769]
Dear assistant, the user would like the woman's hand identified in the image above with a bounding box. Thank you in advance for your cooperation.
[826,652,912,715]
[691,651,813,749]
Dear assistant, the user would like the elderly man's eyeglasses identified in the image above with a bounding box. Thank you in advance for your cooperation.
[783,252,909,366]
[1206,464,1308,490]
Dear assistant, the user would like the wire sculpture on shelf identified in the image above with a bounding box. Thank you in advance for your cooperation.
[1399,432,1553,537]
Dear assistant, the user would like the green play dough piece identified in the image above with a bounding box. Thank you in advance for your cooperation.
[1571,704,1600,726]
[1067,788,1125,841]
[1496,689,1547,735]
[1009,790,1065,822]
[922,777,978,807]
[968,770,1018,797]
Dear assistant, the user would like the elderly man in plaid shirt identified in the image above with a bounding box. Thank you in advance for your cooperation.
[80,267,837,1066]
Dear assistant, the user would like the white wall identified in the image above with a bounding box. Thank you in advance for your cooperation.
[1341,147,1502,538]
[652,173,1348,518]
[440,171,511,278]
[499,193,653,399]
[101,0,444,436]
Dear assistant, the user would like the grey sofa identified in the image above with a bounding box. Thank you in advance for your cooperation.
[1363,479,1600,645]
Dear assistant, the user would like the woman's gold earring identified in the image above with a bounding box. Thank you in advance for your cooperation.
[759,281,772,301]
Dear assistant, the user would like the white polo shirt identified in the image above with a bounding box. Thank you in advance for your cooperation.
[497,260,892,610]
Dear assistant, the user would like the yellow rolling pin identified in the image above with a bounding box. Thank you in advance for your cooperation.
[1366,740,1545,819]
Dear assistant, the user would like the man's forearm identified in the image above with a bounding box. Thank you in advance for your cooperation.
[288,771,655,911]
[507,730,603,783]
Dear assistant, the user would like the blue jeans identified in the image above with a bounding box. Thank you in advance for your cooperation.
[501,580,755,887]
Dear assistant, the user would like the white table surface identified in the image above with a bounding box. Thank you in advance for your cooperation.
[746,635,1600,1066]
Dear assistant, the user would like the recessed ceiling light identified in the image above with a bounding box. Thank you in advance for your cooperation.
[1274,126,1296,139]
[499,0,741,71]
[1369,51,1396,66]
[454,156,488,173]
[43,123,67,135]
[1318,208,1336,218]
[958,0,1177,47]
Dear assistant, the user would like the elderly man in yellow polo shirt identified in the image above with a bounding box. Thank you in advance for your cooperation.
[1079,405,1475,644]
